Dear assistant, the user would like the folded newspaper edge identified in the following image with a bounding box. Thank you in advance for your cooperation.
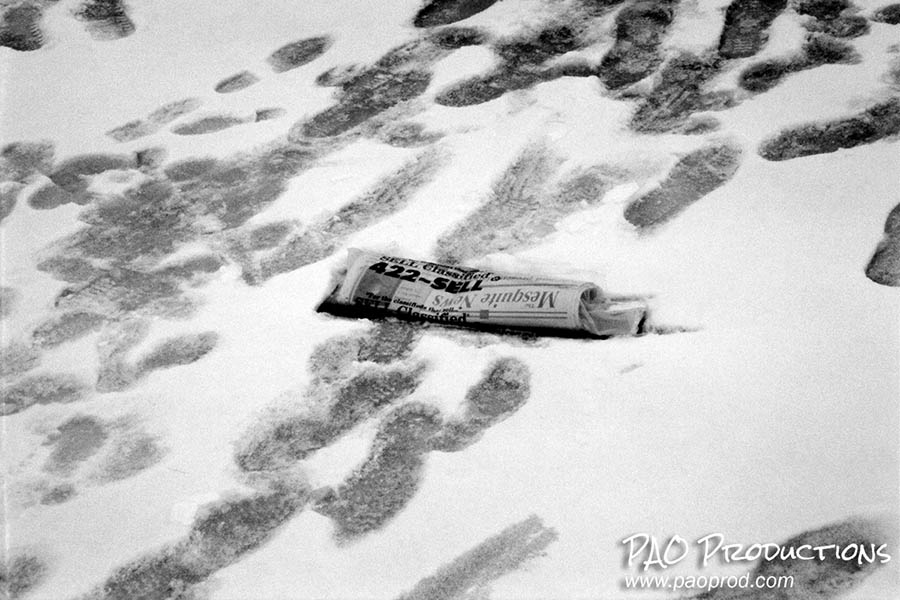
[317,249,649,337]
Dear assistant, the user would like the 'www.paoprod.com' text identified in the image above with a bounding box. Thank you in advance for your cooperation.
[622,572,794,592]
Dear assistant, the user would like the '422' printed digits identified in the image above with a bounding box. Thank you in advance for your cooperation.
[368,261,420,281]
[367,261,484,293]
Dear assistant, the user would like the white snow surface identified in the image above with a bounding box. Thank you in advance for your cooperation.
[1,0,898,599]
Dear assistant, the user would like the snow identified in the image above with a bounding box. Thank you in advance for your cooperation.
[2,0,898,599]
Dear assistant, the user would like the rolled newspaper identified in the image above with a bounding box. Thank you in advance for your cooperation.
[319,249,648,337]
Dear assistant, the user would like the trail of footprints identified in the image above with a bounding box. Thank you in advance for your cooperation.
[2,0,895,270]
[75,320,536,598]
[0,136,446,418]
[87,0,891,144]
[1,0,899,597]
[72,319,894,598]
[1,513,891,599]
[1,320,219,415]
[106,99,203,142]
[105,35,333,141]
[0,0,896,432]
[0,2,894,433]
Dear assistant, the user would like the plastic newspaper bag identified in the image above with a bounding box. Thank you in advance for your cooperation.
[318,249,648,338]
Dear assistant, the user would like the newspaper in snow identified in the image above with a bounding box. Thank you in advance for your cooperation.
[321,249,648,337]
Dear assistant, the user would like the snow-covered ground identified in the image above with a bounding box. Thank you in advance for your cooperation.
[1,0,898,598]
